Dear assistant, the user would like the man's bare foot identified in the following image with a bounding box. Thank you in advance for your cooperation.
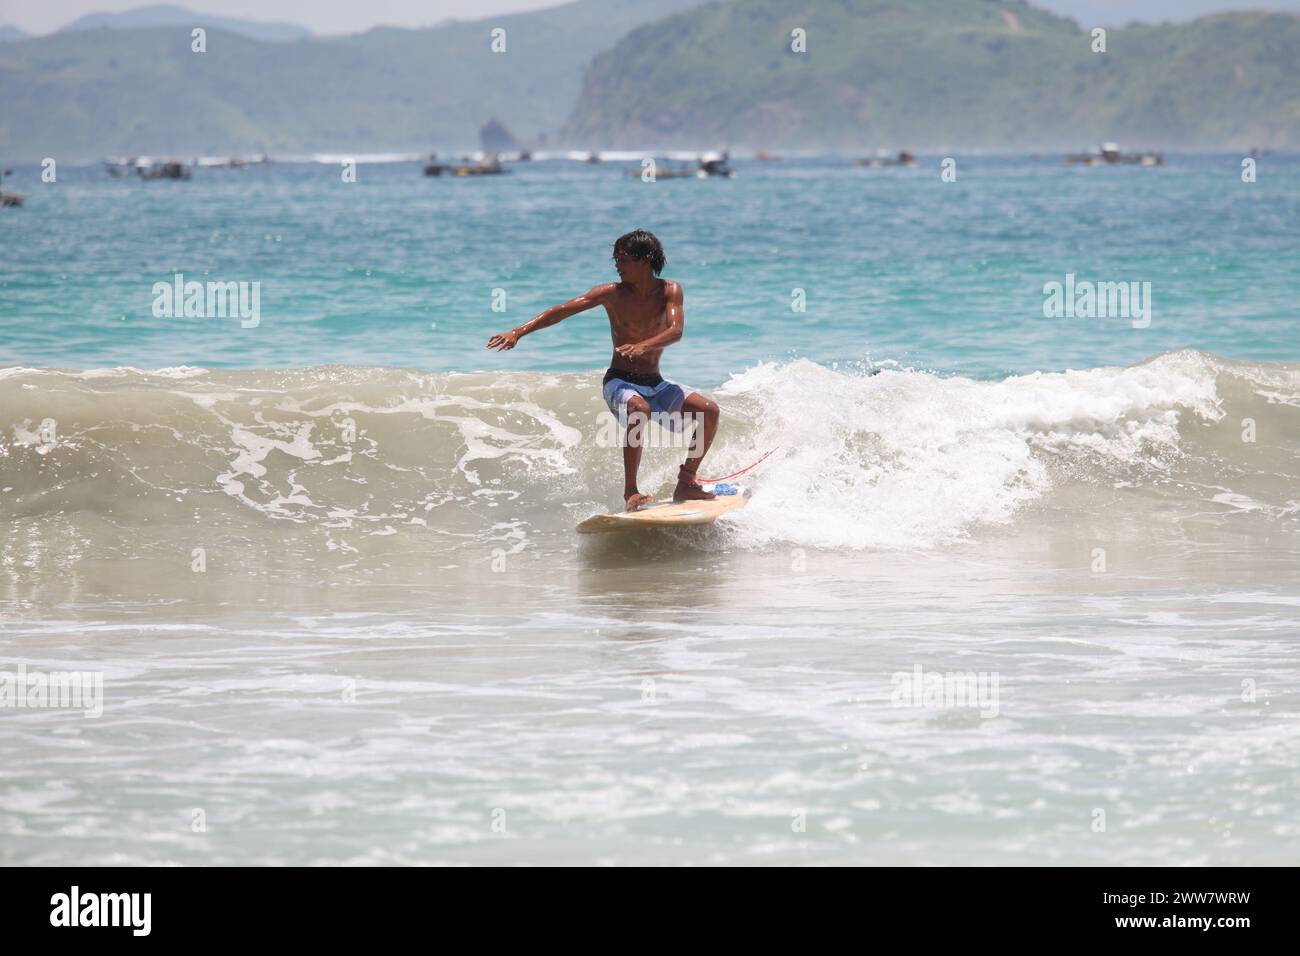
[672,465,716,503]
[625,491,652,511]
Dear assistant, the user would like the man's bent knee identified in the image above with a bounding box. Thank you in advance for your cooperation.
[683,392,717,412]
[623,396,650,447]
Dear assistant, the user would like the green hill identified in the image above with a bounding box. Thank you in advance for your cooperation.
[0,0,704,160]
[561,0,1300,150]
[58,4,313,43]
[6,0,1298,159]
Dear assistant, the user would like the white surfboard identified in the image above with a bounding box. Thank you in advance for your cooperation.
[576,492,748,533]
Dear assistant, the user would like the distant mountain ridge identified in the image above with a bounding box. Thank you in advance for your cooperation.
[57,5,312,43]
[0,0,706,161]
[3,0,1299,159]
[562,0,1300,151]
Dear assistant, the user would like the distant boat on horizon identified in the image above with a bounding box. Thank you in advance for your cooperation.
[423,152,509,177]
[856,150,920,169]
[1065,142,1165,166]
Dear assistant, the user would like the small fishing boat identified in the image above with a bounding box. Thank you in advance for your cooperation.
[424,153,509,177]
[856,150,920,168]
[1,167,22,205]
[1064,143,1165,166]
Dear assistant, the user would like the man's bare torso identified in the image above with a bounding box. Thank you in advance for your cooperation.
[602,278,677,374]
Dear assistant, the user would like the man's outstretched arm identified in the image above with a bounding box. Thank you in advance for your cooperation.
[486,285,613,351]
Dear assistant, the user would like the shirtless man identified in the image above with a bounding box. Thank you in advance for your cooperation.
[486,229,720,511]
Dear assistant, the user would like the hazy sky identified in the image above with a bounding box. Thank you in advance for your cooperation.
[3,0,1299,36]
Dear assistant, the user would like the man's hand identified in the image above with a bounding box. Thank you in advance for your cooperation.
[614,342,649,361]
[486,329,520,351]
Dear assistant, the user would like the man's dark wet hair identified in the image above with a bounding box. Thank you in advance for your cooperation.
[613,230,666,276]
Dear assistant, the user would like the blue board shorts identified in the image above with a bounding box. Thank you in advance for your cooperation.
[602,367,696,432]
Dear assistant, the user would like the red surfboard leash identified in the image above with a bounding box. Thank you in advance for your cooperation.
[699,448,776,484]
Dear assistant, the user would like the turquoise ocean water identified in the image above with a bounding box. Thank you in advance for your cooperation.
[3,154,1298,379]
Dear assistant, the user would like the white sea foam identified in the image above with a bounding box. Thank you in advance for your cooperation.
[714,349,1230,549]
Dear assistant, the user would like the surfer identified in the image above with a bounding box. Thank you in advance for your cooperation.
[486,229,719,511]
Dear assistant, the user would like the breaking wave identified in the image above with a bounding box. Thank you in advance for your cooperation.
[1,351,1297,565]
